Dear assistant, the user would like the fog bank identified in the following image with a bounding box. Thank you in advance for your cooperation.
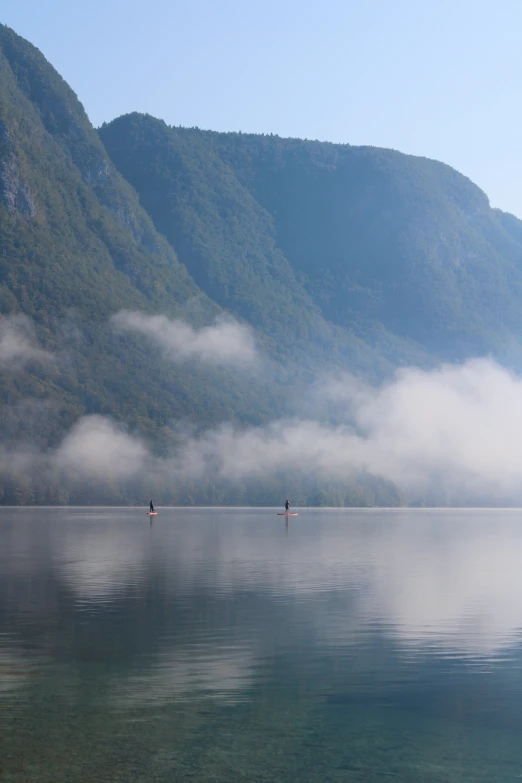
[1,357,522,504]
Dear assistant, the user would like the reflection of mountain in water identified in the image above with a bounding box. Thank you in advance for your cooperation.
[3,509,522,672]
[3,508,522,782]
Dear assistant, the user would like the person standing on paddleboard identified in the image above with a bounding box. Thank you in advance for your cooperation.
[150,500,154,513]
[285,499,290,512]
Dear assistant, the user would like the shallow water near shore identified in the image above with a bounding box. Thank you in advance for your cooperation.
[2,506,522,782]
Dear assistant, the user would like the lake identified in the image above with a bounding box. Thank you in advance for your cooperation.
[1,507,522,782]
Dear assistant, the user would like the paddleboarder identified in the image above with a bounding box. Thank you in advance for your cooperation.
[285,499,290,512]
[150,500,154,513]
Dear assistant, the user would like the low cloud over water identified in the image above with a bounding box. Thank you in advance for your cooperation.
[2,349,522,503]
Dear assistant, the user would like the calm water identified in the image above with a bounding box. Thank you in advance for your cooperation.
[2,508,522,782]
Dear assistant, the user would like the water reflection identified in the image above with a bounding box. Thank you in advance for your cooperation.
[3,509,522,661]
[115,644,256,707]
[2,508,522,781]
[58,522,148,601]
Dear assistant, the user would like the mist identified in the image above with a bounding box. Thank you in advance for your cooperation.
[54,416,149,480]
[156,357,522,502]
[0,314,54,366]
[111,311,258,367]
[2,357,522,504]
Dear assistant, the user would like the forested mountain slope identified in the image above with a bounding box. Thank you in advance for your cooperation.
[0,25,283,447]
[3,23,522,506]
[100,115,522,365]
[100,114,430,371]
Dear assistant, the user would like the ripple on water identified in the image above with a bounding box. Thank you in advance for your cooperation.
[1,507,522,782]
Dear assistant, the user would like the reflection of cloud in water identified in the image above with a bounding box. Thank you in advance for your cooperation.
[52,510,522,657]
[155,511,522,657]
[57,524,147,600]
[114,645,255,707]
[358,520,522,656]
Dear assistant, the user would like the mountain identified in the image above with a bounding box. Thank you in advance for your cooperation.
[1,25,393,505]
[0,24,285,448]
[99,114,430,373]
[3,24,522,505]
[100,115,522,367]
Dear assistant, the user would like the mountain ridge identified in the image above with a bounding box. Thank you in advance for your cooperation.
[100,112,522,370]
[2,24,522,505]
[0,25,285,444]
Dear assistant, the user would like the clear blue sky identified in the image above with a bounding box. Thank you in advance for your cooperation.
[3,0,522,216]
